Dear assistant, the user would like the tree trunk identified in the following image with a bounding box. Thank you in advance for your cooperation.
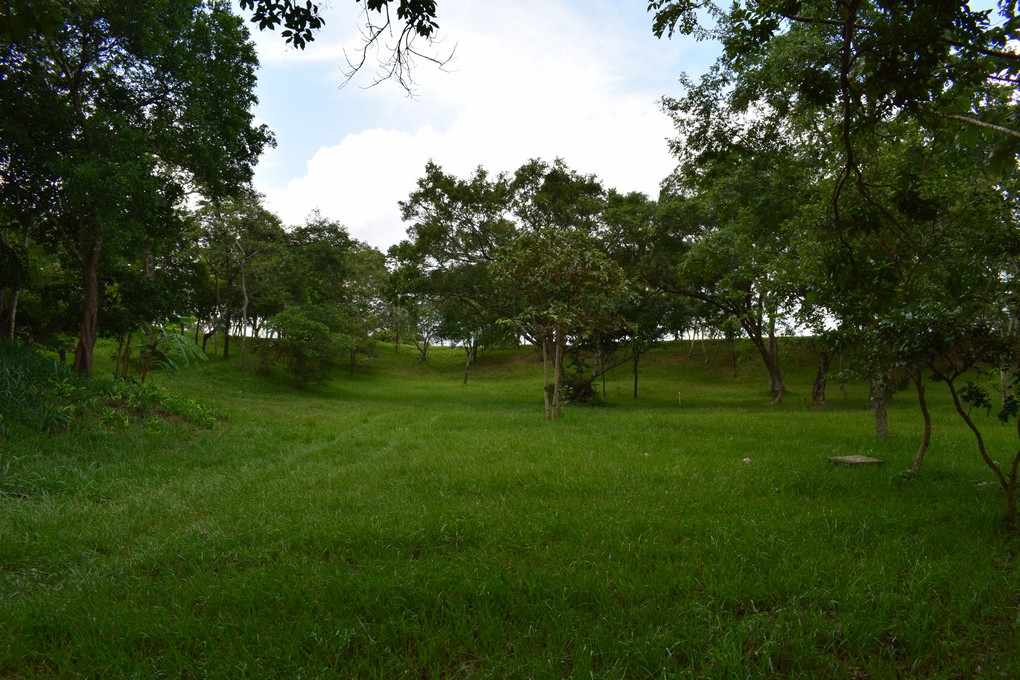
[202,327,215,353]
[552,329,564,419]
[1,228,31,342]
[239,262,249,359]
[120,331,133,378]
[632,347,640,399]
[768,358,785,404]
[766,320,784,402]
[542,333,552,419]
[910,370,932,473]
[944,374,1019,530]
[748,332,784,404]
[0,288,18,342]
[811,351,830,406]
[222,314,231,359]
[463,336,477,386]
[599,349,607,400]
[73,236,102,376]
[729,333,738,377]
[870,373,890,439]
[114,335,126,379]
[350,347,356,376]
[139,330,158,384]
[1006,477,1017,532]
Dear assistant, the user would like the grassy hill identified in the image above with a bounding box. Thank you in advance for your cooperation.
[1,339,1017,677]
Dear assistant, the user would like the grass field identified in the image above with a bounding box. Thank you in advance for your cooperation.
[1,339,1018,678]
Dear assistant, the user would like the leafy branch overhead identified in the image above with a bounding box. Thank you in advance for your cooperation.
[239,0,447,90]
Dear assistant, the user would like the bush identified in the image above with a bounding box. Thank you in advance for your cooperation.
[0,342,217,435]
[266,306,351,385]
[0,342,73,432]
[104,379,218,428]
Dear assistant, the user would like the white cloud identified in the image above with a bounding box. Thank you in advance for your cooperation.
[257,0,681,250]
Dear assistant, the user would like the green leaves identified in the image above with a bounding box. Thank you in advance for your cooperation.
[0,342,216,432]
[267,305,352,385]
[240,0,326,48]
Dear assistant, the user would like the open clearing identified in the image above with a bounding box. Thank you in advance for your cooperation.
[1,341,1018,678]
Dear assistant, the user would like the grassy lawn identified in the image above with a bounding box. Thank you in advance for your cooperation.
[1,340,1018,678]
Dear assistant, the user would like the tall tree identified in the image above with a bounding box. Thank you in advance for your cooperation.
[195,191,284,359]
[0,0,271,375]
[653,123,812,403]
[392,162,518,379]
[649,1,1020,148]
[494,160,628,419]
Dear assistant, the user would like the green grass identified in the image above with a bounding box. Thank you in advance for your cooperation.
[1,339,1018,678]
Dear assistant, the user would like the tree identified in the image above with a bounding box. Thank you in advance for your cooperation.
[279,212,357,307]
[234,212,387,381]
[793,113,1019,467]
[267,305,349,386]
[391,162,519,380]
[917,310,1019,529]
[495,227,627,419]
[489,160,629,419]
[342,241,388,374]
[580,190,686,401]
[652,128,811,404]
[195,192,285,360]
[408,297,442,364]
[0,117,58,342]
[649,1,1020,154]
[0,0,272,375]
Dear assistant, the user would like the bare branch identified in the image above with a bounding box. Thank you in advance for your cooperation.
[944,113,1020,140]
[341,3,455,95]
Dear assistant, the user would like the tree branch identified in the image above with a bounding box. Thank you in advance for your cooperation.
[943,113,1020,140]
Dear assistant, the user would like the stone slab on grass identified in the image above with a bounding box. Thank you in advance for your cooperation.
[830,455,884,466]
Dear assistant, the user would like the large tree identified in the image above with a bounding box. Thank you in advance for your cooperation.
[494,160,629,419]
[195,191,285,359]
[653,0,1020,527]
[391,162,518,379]
[653,120,812,404]
[0,0,271,375]
[649,0,1020,148]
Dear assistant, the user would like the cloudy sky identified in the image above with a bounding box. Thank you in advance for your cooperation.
[247,0,721,249]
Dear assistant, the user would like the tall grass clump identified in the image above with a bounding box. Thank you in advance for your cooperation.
[0,342,75,434]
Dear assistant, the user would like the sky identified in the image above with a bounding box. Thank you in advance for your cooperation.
[246,0,722,249]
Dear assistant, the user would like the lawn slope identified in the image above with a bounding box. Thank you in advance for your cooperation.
[1,340,1017,678]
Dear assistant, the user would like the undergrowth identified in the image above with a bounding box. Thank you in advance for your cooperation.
[0,343,217,435]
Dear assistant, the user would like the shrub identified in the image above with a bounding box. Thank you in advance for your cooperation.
[0,342,72,432]
[0,343,217,435]
[266,306,351,385]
